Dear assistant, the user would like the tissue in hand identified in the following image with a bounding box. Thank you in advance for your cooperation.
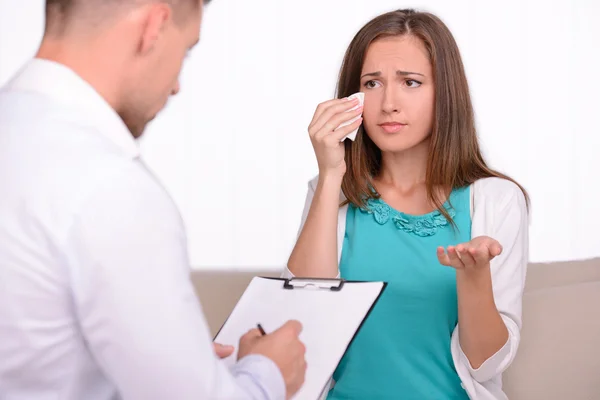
[337,92,364,142]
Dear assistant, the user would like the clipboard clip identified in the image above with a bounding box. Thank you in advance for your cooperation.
[283,277,345,291]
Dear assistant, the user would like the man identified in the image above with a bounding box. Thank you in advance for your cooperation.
[0,1,306,399]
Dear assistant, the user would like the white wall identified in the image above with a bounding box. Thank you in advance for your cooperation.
[1,0,599,269]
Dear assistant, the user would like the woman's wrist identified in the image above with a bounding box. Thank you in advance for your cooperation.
[456,265,495,302]
[317,171,344,191]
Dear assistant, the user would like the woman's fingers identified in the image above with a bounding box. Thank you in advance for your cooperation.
[310,98,346,127]
[329,117,363,142]
[309,98,360,136]
[314,106,363,140]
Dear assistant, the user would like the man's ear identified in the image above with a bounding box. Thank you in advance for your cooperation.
[136,3,172,55]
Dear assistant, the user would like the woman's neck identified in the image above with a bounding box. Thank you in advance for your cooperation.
[376,137,430,192]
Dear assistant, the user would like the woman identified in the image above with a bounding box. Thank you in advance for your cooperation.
[284,8,529,400]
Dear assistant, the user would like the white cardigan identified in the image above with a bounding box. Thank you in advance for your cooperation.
[283,176,529,400]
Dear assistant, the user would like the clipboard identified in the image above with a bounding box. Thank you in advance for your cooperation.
[214,276,387,400]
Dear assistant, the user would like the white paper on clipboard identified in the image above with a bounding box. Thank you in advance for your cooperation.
[214,277,386,400]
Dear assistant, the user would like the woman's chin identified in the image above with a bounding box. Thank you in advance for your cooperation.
[371,138,423,154]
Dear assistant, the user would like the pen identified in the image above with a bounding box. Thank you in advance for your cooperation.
[257,323,266,336]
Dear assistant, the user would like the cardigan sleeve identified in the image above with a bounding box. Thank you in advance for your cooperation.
[451,177,529,383]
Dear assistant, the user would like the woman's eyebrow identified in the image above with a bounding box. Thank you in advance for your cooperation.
[360,70,425,79]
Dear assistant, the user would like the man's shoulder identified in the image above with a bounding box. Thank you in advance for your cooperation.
[0,95,173,240]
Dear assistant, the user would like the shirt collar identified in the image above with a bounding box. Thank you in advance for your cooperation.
[5,58,140,159]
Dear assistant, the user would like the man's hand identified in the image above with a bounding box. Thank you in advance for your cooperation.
[213,343,234,359]
[237,320,307,399]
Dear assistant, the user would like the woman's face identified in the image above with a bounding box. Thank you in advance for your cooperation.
[360,35,435,154]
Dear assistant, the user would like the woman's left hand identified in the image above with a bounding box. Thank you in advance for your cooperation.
[437,236,503,272]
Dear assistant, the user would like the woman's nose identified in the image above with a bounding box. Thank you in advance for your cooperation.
[382,87,400,114]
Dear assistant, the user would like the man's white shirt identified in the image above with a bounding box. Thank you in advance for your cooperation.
[0,59,285,400]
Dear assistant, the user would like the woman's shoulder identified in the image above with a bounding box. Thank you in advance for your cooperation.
[472,177,528,216]
[473,177,526,201]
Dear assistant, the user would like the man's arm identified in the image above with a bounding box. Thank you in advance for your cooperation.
[64,163,285,400]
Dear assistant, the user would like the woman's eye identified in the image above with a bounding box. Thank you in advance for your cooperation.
[406,79,422,88]
[364,80,380,89]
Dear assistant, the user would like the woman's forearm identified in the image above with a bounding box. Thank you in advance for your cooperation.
[456,267,509,369]
[287,174,342,278]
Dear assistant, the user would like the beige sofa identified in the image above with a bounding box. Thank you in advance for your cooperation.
[191,258,600,400]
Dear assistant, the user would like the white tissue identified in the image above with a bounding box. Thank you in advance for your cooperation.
[337,92,364,142]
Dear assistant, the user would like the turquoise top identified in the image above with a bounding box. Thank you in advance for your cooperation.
[327,187,471,399]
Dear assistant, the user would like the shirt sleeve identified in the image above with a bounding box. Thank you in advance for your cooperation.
[451,177,529,383]
[64,162,285,400]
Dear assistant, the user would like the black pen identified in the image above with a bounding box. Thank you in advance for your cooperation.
[257,323,266,336]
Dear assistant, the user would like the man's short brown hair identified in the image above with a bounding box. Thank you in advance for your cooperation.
[44,0,209,34]
[45,0,210,13]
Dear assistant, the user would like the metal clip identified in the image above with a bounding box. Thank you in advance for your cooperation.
[283,278,345,291]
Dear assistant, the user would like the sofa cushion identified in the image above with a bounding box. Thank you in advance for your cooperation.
[503,258,600,399]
